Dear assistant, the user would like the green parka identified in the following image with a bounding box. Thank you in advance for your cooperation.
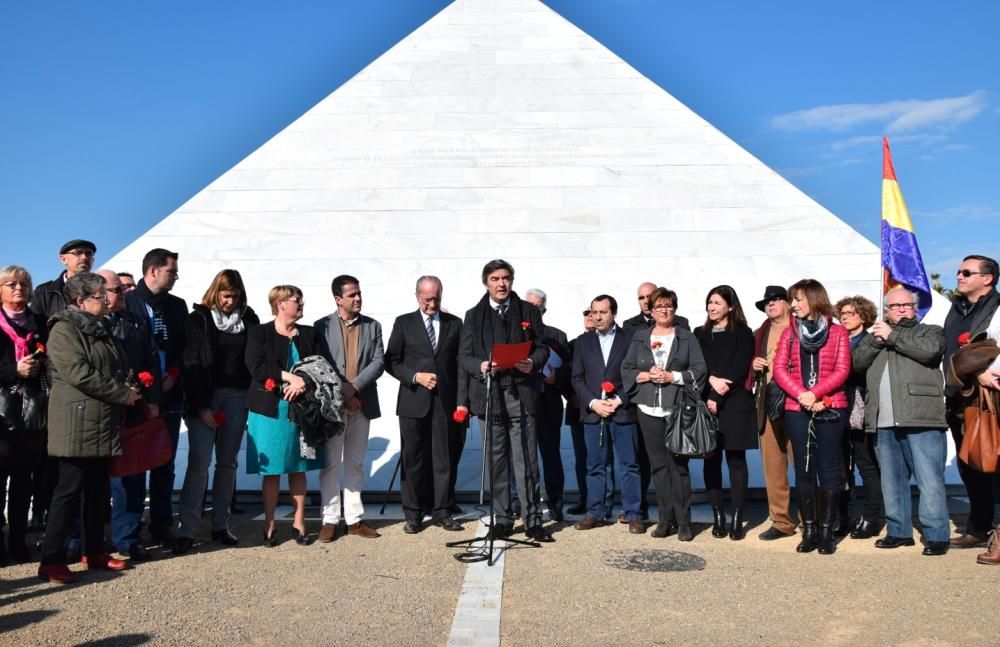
[852,317,947,431]
[46,308,134,458]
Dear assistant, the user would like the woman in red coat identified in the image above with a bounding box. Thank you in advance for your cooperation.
[773,279,850,555]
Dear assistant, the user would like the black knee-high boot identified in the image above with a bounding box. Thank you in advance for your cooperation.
[819,489,839,555]
[796,488,818,553]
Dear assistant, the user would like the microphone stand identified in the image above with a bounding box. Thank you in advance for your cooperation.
[447,352,540,565]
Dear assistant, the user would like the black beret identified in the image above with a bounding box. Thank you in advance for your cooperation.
[59,239,97,255]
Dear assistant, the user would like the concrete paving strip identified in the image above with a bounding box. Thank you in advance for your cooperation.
[446,518,505,647]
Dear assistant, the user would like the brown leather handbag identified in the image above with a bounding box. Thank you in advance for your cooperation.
[959,386,1000,473]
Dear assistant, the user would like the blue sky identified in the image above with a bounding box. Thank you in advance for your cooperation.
[3,0,998,287]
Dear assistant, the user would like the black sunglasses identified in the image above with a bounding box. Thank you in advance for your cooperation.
[957,269,986,278]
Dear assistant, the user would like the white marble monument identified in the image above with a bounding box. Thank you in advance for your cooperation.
[106,0,955,495]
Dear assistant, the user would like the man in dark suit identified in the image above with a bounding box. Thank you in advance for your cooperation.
[459,259,553,542]
[571,295,644,534]
[385,276,464,533]
[314,274,385,541]
[621,281,688,521]
[523,288,569,522]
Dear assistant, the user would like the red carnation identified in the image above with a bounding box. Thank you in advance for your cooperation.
[520,321,531,330]
[32,342,46,356]
[601,381,615,395]
[167,367,181,380]
[213,412,227,426]
[452,409,469,424]
[821,395,833,408]
[137,371,155,388]
[958,332,971,347]
[264,378,277,392]
[651,341,663,350]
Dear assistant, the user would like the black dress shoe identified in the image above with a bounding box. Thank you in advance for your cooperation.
[950,532,989,548]
[548,507,564,522]
[525,526,555,543]
[511,506,522,519]
[292,528,312,546]
[447,504,464,515]
[759,527,793,541]
[212,529,240,546]
[403,521,422,534]
[677,525,693,542]
[433,518,463,532]
[566,504,586,515]
[923,541,948,556]
[172,537,194,555]
[850,519,883,540]
[151,527,177,549]
[650,521,677,538]
[875,536,915,549]
[127,544,152,562]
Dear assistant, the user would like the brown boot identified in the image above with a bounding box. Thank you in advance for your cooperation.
[347,522,381,539]
[976,526,1000,565]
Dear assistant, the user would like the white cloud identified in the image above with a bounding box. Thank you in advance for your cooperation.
[771,90,988,133]
[915,203,1000,221]
[829,133,943,152]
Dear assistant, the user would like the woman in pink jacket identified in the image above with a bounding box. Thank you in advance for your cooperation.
[773,279,851,555]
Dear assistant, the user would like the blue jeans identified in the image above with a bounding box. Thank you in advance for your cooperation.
[570,422,615,514]
[149,408,182,532]
[875,427,949,542]
[785,410,846,492]
[111,473,147,551]
[585,420,640,520]
[177,388,248,538]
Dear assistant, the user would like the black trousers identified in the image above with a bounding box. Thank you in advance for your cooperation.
[399,396,454,523]
[635,427,652,514]
[949,412,998,534]
[487,388,541,529]
[704,449,749,509]
[0,462,32,547]
[846,428,884,523]
[536,388,565,510]
[40,457,109,566]
[638,410,691,527]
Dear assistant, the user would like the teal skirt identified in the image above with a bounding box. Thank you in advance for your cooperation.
[246,399,325,475]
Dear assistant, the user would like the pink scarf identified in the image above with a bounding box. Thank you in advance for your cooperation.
[0,309,34,360]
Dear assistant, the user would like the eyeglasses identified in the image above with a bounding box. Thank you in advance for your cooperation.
[85,294,110,304]
[64,249,94,257]
[886,302,915,311]
[106,286,123,294]
[839,310,858,317]
[652,304,676,311]
[283,297,304,306]
[957,269,987,278]
[1,281,30,290]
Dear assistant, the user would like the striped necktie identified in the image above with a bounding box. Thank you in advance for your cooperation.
[426,315,437,352]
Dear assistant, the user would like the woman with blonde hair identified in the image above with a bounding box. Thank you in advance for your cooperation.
[244,285,323,546]
[173,269,260,554]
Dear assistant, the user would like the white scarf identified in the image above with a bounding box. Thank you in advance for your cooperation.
[211,307,245,334]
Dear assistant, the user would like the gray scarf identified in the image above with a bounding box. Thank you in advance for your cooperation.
[797,316,829,353]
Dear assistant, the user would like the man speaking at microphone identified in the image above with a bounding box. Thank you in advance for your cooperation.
[458,260,552,542]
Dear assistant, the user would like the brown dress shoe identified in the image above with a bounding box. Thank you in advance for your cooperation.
[951,532,989,548]
[976,528,1000,565]
[574,514,606,530]
[628,518,646,535]
[347,522,381,539]
[617,512,628,524]
[318,523,340,543]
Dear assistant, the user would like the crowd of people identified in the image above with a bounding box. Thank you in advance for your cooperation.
[1,240,999,585]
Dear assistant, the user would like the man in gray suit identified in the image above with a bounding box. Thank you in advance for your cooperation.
[314,275,385,541]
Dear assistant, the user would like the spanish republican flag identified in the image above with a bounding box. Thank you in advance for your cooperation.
[881,137,932,320]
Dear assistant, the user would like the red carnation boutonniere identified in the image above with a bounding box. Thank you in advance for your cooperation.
[601,381,615,397]
[213,412,227,426]
[263,378,278,392]
[520,321,532,330]
[452,408,469,424]
[651,341,663,351]
[958,332,971,347]
[137,371,155,389]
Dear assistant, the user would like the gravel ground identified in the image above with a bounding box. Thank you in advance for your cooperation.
[501,517,997,646]
[2,505,997,646]
[0,513,472,646]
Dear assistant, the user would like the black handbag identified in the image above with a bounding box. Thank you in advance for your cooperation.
[664,372,718,457]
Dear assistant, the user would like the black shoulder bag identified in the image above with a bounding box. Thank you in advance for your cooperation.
[665,371,718,457]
